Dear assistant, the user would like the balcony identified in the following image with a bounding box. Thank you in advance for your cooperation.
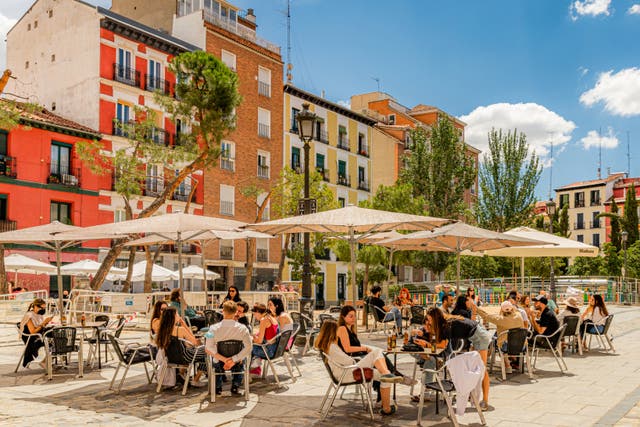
[358,142,369,157]
[257,164,269,179]
[337,174,350,187]
[0,155,17,178]
[258,123,270,138]
[150,128,172,146]
[113,63,140,88]
[590,198,601,206]
[316,167,330,182]
[258,81,271,97]
[590,220,601,229]
[173,186,192,202]
[574,200,585,208]
[257,248,268,262]
[220,156,235,172]
[358,179,370,192]
[574,222,585,230]
[112,120,136,138]
[220,245,233,260]
[337,135,350,151]
[220,200,234,216]
[145,74,171,96]
[144,175,164,197]
[0,219,17,232]
[315,129,329,144]
[48,163,80,187]
[200,9,281,55]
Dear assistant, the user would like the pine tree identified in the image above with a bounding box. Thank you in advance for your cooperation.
[623,183,639,245]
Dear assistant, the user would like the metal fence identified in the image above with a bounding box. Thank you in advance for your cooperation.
[0,290,49,323]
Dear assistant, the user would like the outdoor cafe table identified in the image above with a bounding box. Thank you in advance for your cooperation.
[68,321,104,377]
[384,346,444,402]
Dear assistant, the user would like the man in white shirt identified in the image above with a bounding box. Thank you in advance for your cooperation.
[206,301,253,395]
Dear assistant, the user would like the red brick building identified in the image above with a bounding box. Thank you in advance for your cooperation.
[604,177,640,242]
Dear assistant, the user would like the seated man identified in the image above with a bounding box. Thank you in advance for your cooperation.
[441,294,453,314]
[369,285,403,333]
[539,290,559,314]
[528,295,560,348]
[206,301,253,395]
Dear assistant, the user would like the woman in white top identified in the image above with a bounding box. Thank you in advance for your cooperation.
[19,298,54,368]
[579,294,608,345]
[315,319,402,416]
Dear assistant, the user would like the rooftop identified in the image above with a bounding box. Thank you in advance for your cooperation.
[555,173,626,191]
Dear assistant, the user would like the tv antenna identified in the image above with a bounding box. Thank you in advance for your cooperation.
[371,77,381,92]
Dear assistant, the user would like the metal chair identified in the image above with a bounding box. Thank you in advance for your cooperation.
[328,306,342,314]
[532,324,568,373]
[107,334,153,393]
[206,339,250,403]
[156,337,206,396]
[319,314,335,325]
[584,314,614,353]
[290,311,318,356]
[561,315,582,356]
[369,303,397,333]
[416,351,487,427]
[284,323,302,377]
[318,351,374,421]
[85,314,110,368]
[489,328,532,380]
[14,322,44,373]
[42,326,80,380]
[253,329,294,387]
[409,305,425,331]
[203,309,223,327]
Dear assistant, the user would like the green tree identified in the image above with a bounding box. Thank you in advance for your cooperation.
[567,256,605,276]
[360,182,426,215]
[558,205,570,238]
[77,51,241,290]
[625,241,640,279]
[475,129,542,232]
[609,201,622,251]
[623,183,639,245]
[445,255,500,281]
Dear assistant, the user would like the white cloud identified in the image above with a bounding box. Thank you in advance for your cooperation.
[336,99,351,109]
[570,0,612,20]
[580,127,619,150]
[459,103,576,165]
[0,13,17,71]
[629,4,640,14]
[578,66,589,77]
[580,68,640,117]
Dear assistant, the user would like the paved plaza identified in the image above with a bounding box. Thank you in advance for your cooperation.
[1,306,639,426]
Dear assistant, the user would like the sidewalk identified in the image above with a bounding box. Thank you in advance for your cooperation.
[0,306,639,426]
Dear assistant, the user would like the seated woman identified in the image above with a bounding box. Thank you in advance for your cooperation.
[395,287,414,320]
[519,294,536,328]
[169,289,206,330]
[467,287,481,307]
[250,303,280,375]
[451,295,474,320]
[155,307,206,387]
[219,286,241,308]
[150,300,168,337]
[558,296,581,323]
[316,319,403,416]
[19,298,54,369]
[268,297,293,332]
[579,294,608,347]
[235,301,252,332]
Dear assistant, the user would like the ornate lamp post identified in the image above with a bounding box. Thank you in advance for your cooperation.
[621,230,629,305]
[546,199,557,301]
[296,103,318,315]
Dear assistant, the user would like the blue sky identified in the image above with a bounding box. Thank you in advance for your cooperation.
[2,0,639,200]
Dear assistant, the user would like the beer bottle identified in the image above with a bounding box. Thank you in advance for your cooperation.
[391,328,397,349]
[431,334,437,353]
[403,331,409,346]
[81,312,86,327]
[387,331,392,351]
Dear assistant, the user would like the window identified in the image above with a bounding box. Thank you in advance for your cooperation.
[114,102,131,136]
[115,48,137,86]
[51,54,55,62]
[114,209,126,223]
[220,184,235,216]
[50,201,71,224]
[358,166,368,191]
[590,190,600,206]
[403,266,413,282]
[337,273,346,301]
[50,143,74,183]
[0,131,7,156]
[48,9,53,18]
[147,59,163,91]
[388,114,395,125]
[257,151,270,178]
[358,132,368,155]
[290,107,299,132]
[221,49,236,72]
[145,164,164,196]
[291,147,301,171]
[592,233,600,248]
[0,195,7,222]
[574,192,585,208]
[559,194,569,209]
[576,234,584,243]
[338,197,346,208]
[256,238,269,262]
[337,160,348,186]
[34,20,38,29]
[220,141,235,171]
[258,66,271,97]
[592,211,600,229]
[338,125,348,149]
[175,173,192,201]
[220,239,234,259]
[258,108,270,138]
[257,192,270,221]
[315,153,325,169]
[576,213,584,230]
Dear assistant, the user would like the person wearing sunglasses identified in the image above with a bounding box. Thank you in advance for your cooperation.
[220,286,242,308]
[19,298,54,369]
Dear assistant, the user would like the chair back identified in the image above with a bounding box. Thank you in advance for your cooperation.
[47,327,77,355]
[320,351,342,385]
[286,323,301,351]
[113,317,126,338]
[217,339,244,358]
[602,314,614,335]
[290,312,306,335]
[410,305,425,325]
[319,314,334,324]
[369,304,384,322]
[562,315,580,336]
[505,328,528,355]
[204,310,222,326]
[328,306,342,314]
[272,330,293,359]
[549,323,567,348]
[95,315,110,327]
[107,334,127,363]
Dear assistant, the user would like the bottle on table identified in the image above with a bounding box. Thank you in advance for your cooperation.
[403,331,409,345]
[81,312,86,327]
[391,327,397,349]
[387,330,393,351]
[430,334,437,353]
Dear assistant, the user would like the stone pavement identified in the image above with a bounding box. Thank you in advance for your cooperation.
[0,306,639,427]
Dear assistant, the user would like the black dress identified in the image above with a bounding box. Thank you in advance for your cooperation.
[339,327,368,357]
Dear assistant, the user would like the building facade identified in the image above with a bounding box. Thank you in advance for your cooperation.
[604,177,640,242]
[554,173,625,248]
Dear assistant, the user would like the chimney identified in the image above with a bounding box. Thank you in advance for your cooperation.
[245,8,256,23]
[321,90,325,98]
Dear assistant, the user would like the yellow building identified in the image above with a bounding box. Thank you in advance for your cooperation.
[283,84,376,307]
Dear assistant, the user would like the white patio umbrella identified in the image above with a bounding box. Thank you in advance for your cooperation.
[60,259,126,277]
[181,264,221,281]
[245,206,450,303]
[4,254,57,283]
[377,222,546,288]
[0,221,84,318]
[107,261,177,282]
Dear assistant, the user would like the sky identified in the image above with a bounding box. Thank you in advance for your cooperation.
[1,0,639,201]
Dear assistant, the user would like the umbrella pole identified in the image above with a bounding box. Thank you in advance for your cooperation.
[520,257,525,291]
[200,239,208,309]
[177,232,184,318]
[456,250,461,294]
[350,227,357,305]
[56,242,65,325]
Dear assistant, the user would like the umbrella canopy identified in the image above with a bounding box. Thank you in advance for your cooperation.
[377,222,546,287]
[480,226,599,257]
[246,206,451,303]
[180,265,221,281]
[0,221,85,315]
[124,229,273,246]
[4,253,56,275]
[60,259,125,277]
[108,261,177,282]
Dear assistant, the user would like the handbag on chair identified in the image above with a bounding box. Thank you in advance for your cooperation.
[352,367,374,382]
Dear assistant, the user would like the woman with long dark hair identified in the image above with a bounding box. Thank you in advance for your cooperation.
[579,294,609,347]
[155,307,207,387]
[451,295,473,319]
[220,286,241,306]
[268,297,293,331]
[150,300,168,336]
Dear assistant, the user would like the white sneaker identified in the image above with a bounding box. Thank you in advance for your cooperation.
[190,380,206,388]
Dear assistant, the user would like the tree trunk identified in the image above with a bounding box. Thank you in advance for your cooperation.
[277,234,291,285]
[90,152,208,290]
[121,246,137,293]
[0,244,6,294]
[144,248,153,292]
[244,238,255,291]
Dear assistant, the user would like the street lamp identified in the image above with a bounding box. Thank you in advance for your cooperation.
[296,103,317,315]
[546,199,557,301]
[621,230,629,305]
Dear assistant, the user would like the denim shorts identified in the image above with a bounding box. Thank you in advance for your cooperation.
[469,323,493,351]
